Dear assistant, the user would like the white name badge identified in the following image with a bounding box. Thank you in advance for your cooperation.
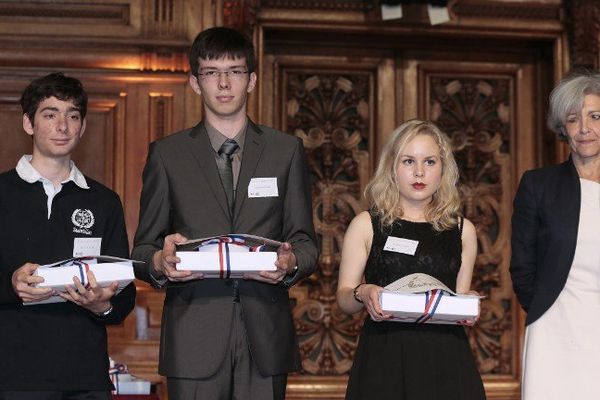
[73,237,102,257]
[383,236,419,256]
[248,177,278,198]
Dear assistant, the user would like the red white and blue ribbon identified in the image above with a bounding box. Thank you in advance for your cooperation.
[72,260,91,288]
[196,235,266,278]
[415,289,444,323]
[109,363,128,394]
[218,241,231,279]
[196,235,266,252]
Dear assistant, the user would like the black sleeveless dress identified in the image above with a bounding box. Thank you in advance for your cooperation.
[345,213,486,400]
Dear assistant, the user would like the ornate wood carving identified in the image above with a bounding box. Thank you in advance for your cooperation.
[564,0,600,70]
[284,71,371,375]
[428,75,515,375]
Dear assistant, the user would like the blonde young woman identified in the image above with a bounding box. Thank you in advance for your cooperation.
[337,120,485,400]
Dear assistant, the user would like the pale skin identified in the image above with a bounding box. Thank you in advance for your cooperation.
[11,97,116,314]
[153,55,297,284]
[336,134,479,324]
[564,93,600,183]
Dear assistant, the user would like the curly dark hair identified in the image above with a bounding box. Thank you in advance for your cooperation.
[20,72,87,125]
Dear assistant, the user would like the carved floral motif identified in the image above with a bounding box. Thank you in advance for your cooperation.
[564,0,600,70]
[285,72,371,374]
[430,76,513,374]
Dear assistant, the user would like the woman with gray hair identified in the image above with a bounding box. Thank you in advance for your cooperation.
[511,71,600,399]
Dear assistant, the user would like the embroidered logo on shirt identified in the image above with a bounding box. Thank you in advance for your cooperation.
[71,209,95,235]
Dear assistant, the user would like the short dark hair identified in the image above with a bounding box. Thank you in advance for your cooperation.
[189,27,256,76]
[20,72,88,124]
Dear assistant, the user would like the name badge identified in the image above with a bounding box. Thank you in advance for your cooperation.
[73,237,102,257]
[248,177,278,198]
[383,236,419,256]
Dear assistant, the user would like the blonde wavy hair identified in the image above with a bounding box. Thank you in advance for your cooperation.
[365,119,461,231]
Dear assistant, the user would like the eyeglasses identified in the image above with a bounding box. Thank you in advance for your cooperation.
[197,69,249,81]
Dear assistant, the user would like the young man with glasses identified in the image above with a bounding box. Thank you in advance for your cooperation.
[132,27,318,400]
[0,72,135,399]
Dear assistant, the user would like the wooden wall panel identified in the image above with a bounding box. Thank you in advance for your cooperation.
[73,95,126,189]
[0,100,28,173]
[0,0,143,37]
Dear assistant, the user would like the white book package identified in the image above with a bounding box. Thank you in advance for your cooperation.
[28,255,136,305]
[379,273,480,324]
[176,234,280,278]
[109,359,151,395]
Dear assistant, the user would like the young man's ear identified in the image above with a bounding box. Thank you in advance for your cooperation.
[22,114,34,136]
[79,118,87,138]
[247,72,257,93]
[189,74,202,96]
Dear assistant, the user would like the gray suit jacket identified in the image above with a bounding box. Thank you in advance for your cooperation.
[132,120,318,378]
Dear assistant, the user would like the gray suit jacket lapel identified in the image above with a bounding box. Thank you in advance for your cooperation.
[187,122,231,218]
[234,121,265,221]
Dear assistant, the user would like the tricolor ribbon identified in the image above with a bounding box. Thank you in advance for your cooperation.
[196,235,267,252]
[72,260,91,288]
[218,241,231,279]
[415,289,444,323]
[196,235,268,279]
[109,363,127,394]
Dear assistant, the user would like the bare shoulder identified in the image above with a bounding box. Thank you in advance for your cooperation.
[345,211,373,250]
[461,217,477,243]
[349,211,373,232]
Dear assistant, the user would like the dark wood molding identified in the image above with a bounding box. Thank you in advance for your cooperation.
[0,1,130,23]
[564,0,600,70]
[260,0,375,11]
[223,0,259,37]
[451,0,561,21]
